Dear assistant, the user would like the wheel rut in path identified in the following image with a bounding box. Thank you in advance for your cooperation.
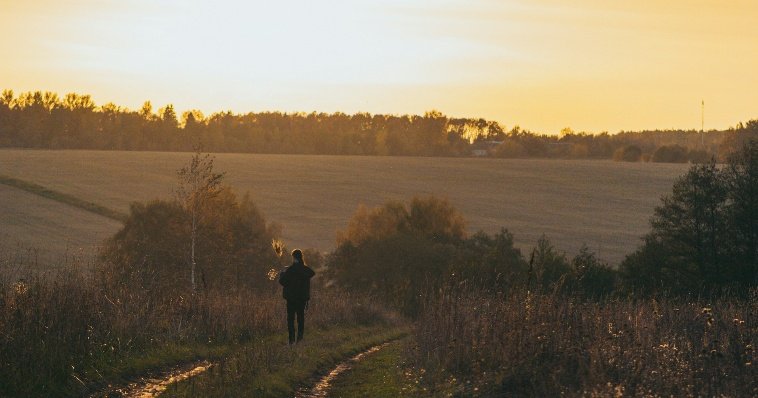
[294,341,393,398]
[89,360,214,398]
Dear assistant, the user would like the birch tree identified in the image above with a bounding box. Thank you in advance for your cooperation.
[176,149,225,292]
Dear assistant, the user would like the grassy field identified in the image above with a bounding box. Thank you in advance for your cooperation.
[0,184,122,266]
[0,149,689,264]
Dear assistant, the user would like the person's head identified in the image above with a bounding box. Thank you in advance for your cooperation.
[292,249,304,264]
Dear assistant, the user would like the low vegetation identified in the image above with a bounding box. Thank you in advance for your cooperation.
[412,287,756,397]
[0,260,399,397]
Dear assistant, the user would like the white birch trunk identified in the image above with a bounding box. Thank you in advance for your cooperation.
[191,209,197,293]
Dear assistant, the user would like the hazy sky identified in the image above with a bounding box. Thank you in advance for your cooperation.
[2,0,756,134]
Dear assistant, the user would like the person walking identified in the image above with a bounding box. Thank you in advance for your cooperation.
[279,249,315,345]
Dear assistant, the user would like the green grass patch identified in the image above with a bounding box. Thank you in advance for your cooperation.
[161,324,410,397]
[0,174,126,222]
[328,338,428,398]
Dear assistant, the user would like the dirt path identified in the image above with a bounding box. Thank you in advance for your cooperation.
[91,335,403,398]
[294,342,392,398]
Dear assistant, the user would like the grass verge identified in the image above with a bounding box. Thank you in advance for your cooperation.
[161,324,410,398]
[0,174,126,222]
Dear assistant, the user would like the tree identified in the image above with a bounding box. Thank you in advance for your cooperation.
[160,104,178,128]
[192,187,279,291]
[495,139,527,158]
[328,196,466,315]
[453,229,528,292]
[102,190,278,294]
[62,93,94,110]
[619,236,669,293]
[652,144,689,163]
[101,200,190,291]
[139,101,154,120]
[0,89,13,107]
[528,235,571,291]
[719,121,758,161]
[0,90,14,146]
[621,145,758,294]
[181,110,206,150]
[570,245,617,298]
[724,140,758,286]
[175,149,225,292]
[650,162,726,290]
[619,158,751,294]
[407,196,466,242]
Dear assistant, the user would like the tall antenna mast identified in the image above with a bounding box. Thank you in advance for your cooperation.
[700,100,705,148]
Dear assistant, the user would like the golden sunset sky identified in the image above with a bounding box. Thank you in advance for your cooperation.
[1,0,756,134]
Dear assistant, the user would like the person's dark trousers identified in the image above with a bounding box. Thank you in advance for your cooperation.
[286,299,306,344]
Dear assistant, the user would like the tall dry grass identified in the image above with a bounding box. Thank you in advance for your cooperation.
[413,285,756,397]
[0,249,396,397]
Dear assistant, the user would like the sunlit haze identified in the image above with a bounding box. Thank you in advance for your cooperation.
[2,0,756,133]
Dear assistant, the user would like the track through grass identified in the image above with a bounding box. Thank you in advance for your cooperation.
[0,174,126,222]
[160,325,410,397]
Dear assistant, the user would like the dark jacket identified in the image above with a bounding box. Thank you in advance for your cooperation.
[279,261,315,302]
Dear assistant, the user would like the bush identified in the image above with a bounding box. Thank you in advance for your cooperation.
[336,196,466,246]
[651,144,689,163]
[329,198,621,313]
[451,229,528,292]
[328,196,466,315]
[612,145,642,162]
[528,235,571,291]
[569,245,617,298]
[101,188,279,294]
[688,148,711,163]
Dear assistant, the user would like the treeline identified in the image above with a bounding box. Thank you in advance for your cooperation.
[1,89,756,161]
